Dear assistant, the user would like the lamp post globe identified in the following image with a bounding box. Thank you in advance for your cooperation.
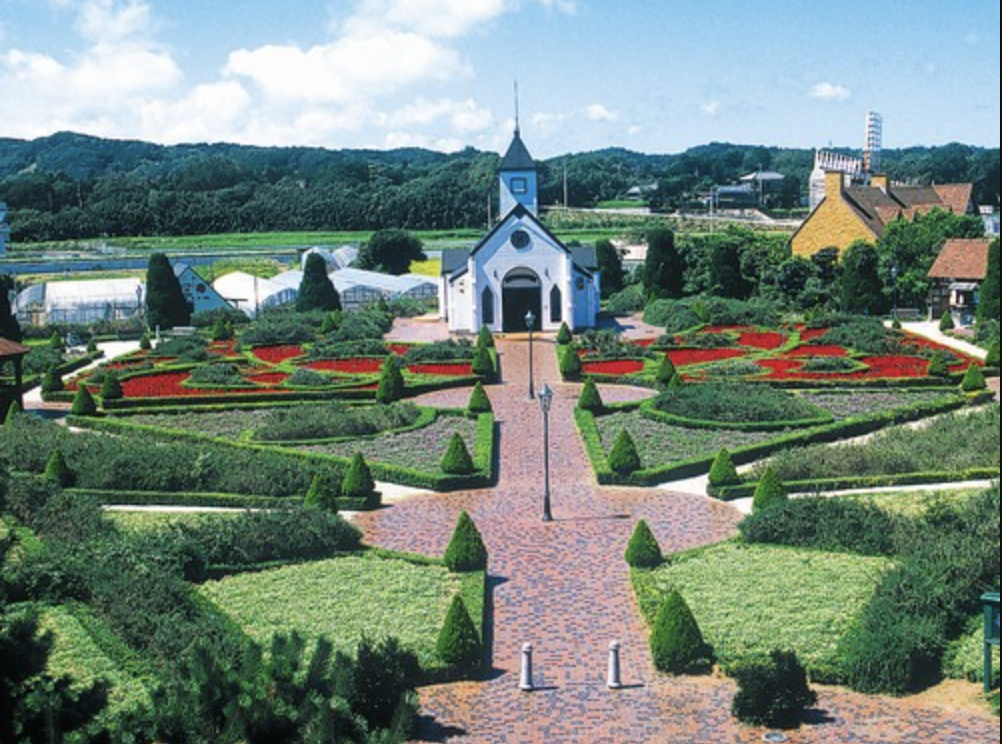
[538,383,554,522]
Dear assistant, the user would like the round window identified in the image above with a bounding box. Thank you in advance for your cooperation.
[511,229,532,251]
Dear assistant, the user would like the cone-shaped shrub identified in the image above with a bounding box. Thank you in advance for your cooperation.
[86,337,98,353]
[303,473,338,513]
[71,386,97,416]
[656,355,677,386]
[926,351,950,378]
[342,454,376,502]
[624,520,663,569]
[556,322,573,346]
[891,317,902,330]
[477,325,495,349]
[608,430,642,475]
[49,330,64,350]
[731,649,817,729]
[2,401,21,425]
[436,595,481,670]
[139,333,152,351]
[441,434,475,475]
[44,450,75,488]
[375,357,405,404]
[471,345,494,379]
[666,371,685,389]
[986,342,1000,368]
[649,591,710,675]
[41,368,64,395]
[577,377,604,413]
[939,313,955,332]
[100,370,124,401]
[467,382,493,415]
[708,449,741,488]
[752,468,788,513]
[559,346,582,380]
[443,511,488,572]
[960,363,987,392]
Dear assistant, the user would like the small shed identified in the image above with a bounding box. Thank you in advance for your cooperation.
[0,337,31,415]
[927,239,990,325]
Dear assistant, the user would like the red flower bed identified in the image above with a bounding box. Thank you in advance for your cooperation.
[738,331,786,350]
[758,359,805,378]
[253,345,304,364]
[407,363,474,377]
[667,348,747,367]
[208,340,238,356]
[858,356,928,379]
[581,359,646,376]
[245,372,289,386]
[121,372,198,398]
[631,338,657,348]
[784,345,848,358]
[386,344,413,356]
[799,328,829,342]
[305,359,384,374]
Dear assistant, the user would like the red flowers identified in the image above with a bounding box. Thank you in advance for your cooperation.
[306,359,384,374]
[667,348,747,367]
[581,360,646,376]
[245,372,289,386]
[386,344,413,356]
[407,363,474,377]
[738,331,786,350]
[253,345,304,364]
[785,345,848,358]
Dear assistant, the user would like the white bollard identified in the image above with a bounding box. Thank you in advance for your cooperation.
[519,643,534,692]
[607,641,623,689]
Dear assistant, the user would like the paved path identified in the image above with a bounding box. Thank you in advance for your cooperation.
[355,338,999,743]
[897,321,989,360]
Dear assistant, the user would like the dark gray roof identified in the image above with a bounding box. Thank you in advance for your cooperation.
[571,245,598,271]
[441,249,471,276]
[500,131,536,172]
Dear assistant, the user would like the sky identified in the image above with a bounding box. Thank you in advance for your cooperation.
[0,0,998,157]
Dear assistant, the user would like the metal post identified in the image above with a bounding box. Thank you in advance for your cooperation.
[526,310,536,400]
[607,641,623,690]
[539,384,554,523]
[519,643,534,692]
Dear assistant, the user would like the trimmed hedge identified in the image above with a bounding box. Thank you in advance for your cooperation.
[730,650,817,729]
[436,596,481,671]
[577,378,604,413]
[558,345,583,380]
[644,384,833,432]
[752,468,788,512]
[608,430,642,475]
[467,382,493,415]
[708,449,740,488]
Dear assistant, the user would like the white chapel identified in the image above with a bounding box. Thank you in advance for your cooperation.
[440,129,601,334]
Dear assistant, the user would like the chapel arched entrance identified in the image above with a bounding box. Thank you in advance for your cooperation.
[501,268,542,332]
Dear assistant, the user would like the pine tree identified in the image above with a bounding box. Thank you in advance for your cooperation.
[43,450,75,487]
[667,372,685,389]
[303,473,338,512]
[471,345,494,379]
[977,239,1000,323]
[100,370,123,400]
[649,591,710,675]
[297,253,342,313]
[375,357,405,404]
[708,449,741,488]
[70,386,97,416]
[436,596,481,670]
[467,382,493,415]
[145,253,190,329]
[960,363,987,393]
[443,511,488,572]
[644,227,684,300]
[608,430,642,475]
[656,354,677,386]
[752,468,788,512]
[559,346,582,380]
[556,322,573,345]
[624,520,663,569]
[577,377,604,412]
[41,368,64,395]
[440,434,475,475]
[476,325,495,349]
[342,454,376,503]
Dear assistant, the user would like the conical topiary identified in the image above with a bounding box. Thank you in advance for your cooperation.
[467,382,493,415]
[960,363,987,393]
[43,450,75,488]
[86,336,98,353]
[471,345,494,379]
[49,330,64,351]
[624,520,663,569]
[891,317,902,330]
[476,325,495,349]
[666,371,685,389]
[443,511,488,572]
[656,355,677,386]
[559,346,583,380]
[100,370,124,401]
[303,473,338,513]
[342,454,376,503]
[708,449,741,488]
[41,368,64,395]
[608,430,642,475]
[375,357,405,404]
[556,322,573,346]
[577,377,604,413]
[752,467,788,513]
[139,333,152,351]
[71,386,97,416]
[440,434,475,476]
[436,595,481,670]
[986,342,1000,368]
[649,590,710,675]
[926,351,950,378]
[2,401,22,425]
[939,313,955,332]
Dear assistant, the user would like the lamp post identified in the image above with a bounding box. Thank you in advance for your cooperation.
[525,310,536,400]
[538,383,554,522]
[891,264,899,320]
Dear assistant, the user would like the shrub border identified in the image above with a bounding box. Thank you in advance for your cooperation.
[638,396,834,433]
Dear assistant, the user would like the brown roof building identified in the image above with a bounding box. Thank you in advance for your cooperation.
[927,238,991,323]
[791,171,975,259]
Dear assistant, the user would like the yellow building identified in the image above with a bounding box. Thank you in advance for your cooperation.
[791,171,974,259]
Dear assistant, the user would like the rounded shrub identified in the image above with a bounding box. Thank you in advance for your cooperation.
[342,453,376,503]
[986,341,1000,368]
[939,313,955,332]
[100,370,124,401]
[608,430,642,475]
[556,322,573,346]
[436,595,481,671]
[926,351,951,378]
[960,363,987,393]
[71,386,97,416]
[467,382,493,415]
[656,354,677,386]
[476,325,495,349]
[730,649,817,729]
[440,434,475,476]
[376,357,405,404]
[752,468,787,513]
[43,449,75,488]
[443,511,488,572]
[649,590,711,675]
[41,368,64,395]
[577,377,604,413]
[624,520,663,569]
[559,346,582,380]
[471,345,494,379]
[708,449,740,488]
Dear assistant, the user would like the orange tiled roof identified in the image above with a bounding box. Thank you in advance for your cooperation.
[927,239,990,281]
[0,338,32,358]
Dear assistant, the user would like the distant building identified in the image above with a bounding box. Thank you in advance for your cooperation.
[330,268,437,312]
[981,206,1000,237]
[14,279,145,326]
[927,238,990,325]
[791,171,975,258]
[0,201,10,256]
[173,263,232,317]
[300,246,359,272]
[213,272,298,318]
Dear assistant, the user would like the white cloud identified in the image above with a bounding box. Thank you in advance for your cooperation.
[346,0,510,39]
[383,98,494,135]
[809,82,852,102]
[138,81,254,144]
[77,0,154,43]
[585,103,619,123]
[700,101,722,117]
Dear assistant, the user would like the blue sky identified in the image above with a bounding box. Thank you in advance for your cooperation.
[1,0,998,156]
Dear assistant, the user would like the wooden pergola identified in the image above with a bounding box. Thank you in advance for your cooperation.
[0,337,31,416]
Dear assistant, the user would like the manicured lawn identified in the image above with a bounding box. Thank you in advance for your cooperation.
[849,489,984,518]
[199,554,461,670]
[632,541,890,680]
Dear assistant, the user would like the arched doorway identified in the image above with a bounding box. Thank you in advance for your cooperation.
[502,268,542,332]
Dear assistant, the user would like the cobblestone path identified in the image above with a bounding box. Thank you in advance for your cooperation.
[354,338,999,744]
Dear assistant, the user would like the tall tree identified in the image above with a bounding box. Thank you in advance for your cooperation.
[644,227,684,300]
[595,239,625,298]
[296,253,342,313]
[709,236,753,300]
[0,275,22,342]
[978,238,1000,323]
[145,253,190,329]
[357,229,426,276]
[840,242,888,316]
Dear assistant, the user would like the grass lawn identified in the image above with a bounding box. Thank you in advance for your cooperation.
[199,554,466,671]
[632,541,891,681]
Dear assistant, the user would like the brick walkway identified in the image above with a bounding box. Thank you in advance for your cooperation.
[355,338,999,744]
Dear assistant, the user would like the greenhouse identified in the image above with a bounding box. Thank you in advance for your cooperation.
[213,272,298,318]
[13,278,144,326]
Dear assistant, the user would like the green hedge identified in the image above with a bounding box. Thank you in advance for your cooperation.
[638,397,834,433]
[576,394,986,487]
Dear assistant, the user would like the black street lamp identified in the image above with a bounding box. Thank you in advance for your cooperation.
[525,310,536,400]
[891,264,899,319]
[538,383,554,522]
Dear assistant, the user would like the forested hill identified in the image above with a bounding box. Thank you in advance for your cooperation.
[0,132,997,243]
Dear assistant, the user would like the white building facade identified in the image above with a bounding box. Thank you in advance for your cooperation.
[441,131,600,334]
